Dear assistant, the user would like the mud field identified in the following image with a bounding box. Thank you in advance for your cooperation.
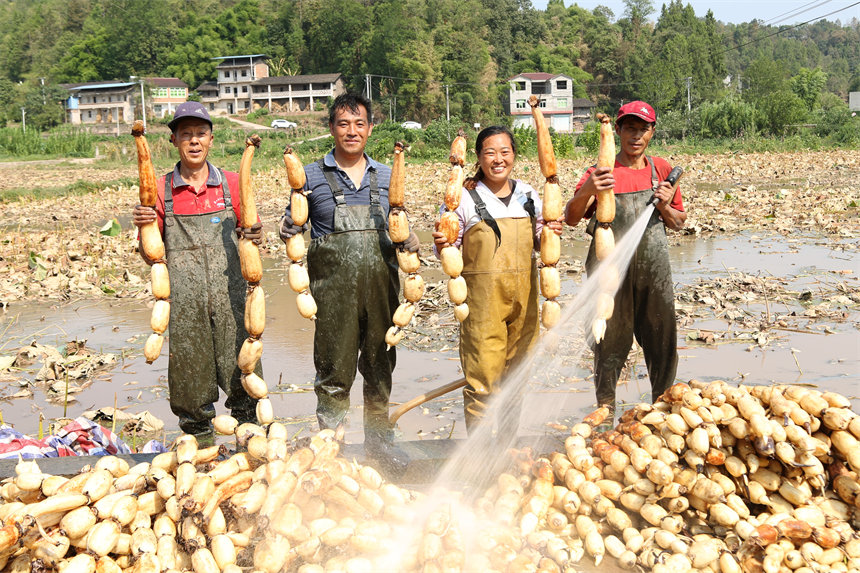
[0,148,858,447]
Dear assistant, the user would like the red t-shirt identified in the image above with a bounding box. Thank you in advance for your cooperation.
[575,156,684,219]
[153,163,241,234]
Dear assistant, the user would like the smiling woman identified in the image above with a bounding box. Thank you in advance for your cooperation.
[432,125,563,439]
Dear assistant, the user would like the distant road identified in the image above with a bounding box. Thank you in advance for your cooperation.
[222,116,272,130]
[222,115,331,144]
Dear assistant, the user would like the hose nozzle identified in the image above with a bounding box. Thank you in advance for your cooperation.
[647,166,684,206]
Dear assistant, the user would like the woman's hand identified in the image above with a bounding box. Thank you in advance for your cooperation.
[545,219,564,236]
[432,221,449,249]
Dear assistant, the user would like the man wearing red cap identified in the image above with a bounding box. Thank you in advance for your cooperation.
[565,101,686,424]
[132,101,263,442]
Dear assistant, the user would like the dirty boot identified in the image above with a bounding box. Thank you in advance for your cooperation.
[365,434,409,479]
[593,403,616,435]
[231,409,257,427]
[193,430,215,447]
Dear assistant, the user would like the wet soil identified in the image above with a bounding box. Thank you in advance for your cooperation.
[0,149,857,447]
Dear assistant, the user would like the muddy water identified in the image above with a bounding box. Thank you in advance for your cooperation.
[0,230,857,445]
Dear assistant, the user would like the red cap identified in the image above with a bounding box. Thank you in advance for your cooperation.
[617,101,656,124]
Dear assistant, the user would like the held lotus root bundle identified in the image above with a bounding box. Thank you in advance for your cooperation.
[235,135,272,426]
[438,129,469,323]
[528,96,563,330]
[591,112,618,343]
[0,382,855,572]
[132,121,170,365]
[283,147,317,322]
[385,142,425,349]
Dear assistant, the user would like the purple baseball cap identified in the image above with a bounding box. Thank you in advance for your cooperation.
[168,101,213,131]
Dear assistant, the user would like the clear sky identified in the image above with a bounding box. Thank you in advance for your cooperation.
[529,0,860,26]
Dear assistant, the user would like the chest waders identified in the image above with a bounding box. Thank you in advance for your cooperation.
[585,158,678,411]
[459,186,539,439]
[163,172,259,437]
[308,161,400,444]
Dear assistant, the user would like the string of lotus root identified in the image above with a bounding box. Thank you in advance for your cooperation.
[132,121,170,365]
[528,96,563,330]
[385,142,426,348]
[437,129,469,323]
[283,147,317,322]
[234,136,272,426]
[591,113,618,344]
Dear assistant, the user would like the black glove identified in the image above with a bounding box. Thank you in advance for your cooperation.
[238,221,264,245]
[279,214,306,242]
[400,231,420,253]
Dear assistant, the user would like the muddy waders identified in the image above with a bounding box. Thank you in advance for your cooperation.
[585,158,678,420]
[163,172,259,441]
[460,188,539,441]
[308,162,405,472]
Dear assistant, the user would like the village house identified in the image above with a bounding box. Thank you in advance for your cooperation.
[197,54,346,115]
[63,78,188,126]
[508,72,595,133]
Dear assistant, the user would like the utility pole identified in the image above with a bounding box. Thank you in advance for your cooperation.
[129,76,146,130]
[21,107,26,131]
[365,74,373,123]
[445,84,450,140]
[140,79,147,131]
[39,77,46,105]
[685,77,692,112]
[445,85,450,122]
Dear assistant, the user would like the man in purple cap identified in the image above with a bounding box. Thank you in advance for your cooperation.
[132,101,263,443]
[564,101,687,424]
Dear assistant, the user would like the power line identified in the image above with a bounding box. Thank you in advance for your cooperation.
[714,1,860,58]
[349,2,859,115]
[762,0,832,25]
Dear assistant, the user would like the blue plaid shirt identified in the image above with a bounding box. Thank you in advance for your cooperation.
[284,149,392,240]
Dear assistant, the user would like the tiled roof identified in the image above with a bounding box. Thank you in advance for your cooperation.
[147,77,188,88]
[255,73,343,86]
[509,72,559,81]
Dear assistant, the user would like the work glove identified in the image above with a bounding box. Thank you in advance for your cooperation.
[238,221,264,245]
[400,231,420,253]
[279,214,306,242]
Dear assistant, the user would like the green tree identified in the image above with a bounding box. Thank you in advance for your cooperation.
[23,81,66,129]
[0,75,16,124]
[300,0,372,80]
[699,96,756,138]
[614,0,656,105]
[790,67,827,110]
[757,90,807,135]
[744,57,789,104]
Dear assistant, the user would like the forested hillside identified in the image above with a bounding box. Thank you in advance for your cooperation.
[0,0,857,138]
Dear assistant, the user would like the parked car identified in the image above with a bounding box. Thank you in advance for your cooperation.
[271,119,297,129]
[401,121,422,130]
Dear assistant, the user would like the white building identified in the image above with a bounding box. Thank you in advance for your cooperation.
[508,72,595,133]
[197,54,345,115]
